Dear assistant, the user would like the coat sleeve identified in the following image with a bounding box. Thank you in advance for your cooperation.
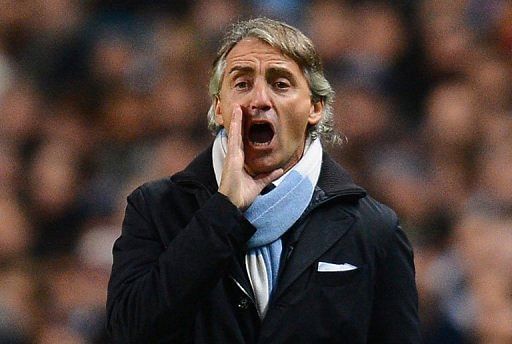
[367,219,421,343]
[106,186,255,343]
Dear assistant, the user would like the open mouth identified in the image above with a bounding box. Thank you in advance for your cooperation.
[247,122,275,146]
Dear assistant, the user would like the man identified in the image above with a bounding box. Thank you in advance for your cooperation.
[107,18,420,343]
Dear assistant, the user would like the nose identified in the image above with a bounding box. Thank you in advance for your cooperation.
[249,79,271,112]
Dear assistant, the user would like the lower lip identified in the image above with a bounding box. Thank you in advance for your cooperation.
[246,136,275,150]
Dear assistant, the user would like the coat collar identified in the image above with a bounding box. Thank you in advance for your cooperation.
[171,143,367,201]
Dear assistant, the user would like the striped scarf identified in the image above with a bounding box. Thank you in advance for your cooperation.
[212,129,322,317]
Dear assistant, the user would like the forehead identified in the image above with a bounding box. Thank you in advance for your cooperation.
[225,38,301,71]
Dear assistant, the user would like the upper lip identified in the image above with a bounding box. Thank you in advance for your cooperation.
[246,118,275,130]
[243,111,276,132]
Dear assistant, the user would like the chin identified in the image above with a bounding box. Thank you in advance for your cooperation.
[244,165,275,177]
[243,149,275,173]
[244,158,279,176]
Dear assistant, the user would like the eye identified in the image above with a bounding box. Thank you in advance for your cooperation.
[234,80,249,90]
[273,80,290,90]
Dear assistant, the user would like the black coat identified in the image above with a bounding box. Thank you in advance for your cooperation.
[107,146,420,343]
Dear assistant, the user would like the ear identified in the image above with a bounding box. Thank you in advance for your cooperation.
[214,97,224,126]
[308,99,323,125]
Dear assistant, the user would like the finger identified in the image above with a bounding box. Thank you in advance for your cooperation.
[230,105,243,151]
[227,105,242,156]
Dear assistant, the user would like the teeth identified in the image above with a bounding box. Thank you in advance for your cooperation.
[252,141,271,146]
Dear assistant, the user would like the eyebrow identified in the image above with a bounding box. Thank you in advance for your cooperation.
[228,66,254,76]
[227,65,298,84]
[265,67,295,81]
[266,67,297,85]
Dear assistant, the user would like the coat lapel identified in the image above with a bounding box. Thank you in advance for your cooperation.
[270,154,365,303]
[271,207,357,303]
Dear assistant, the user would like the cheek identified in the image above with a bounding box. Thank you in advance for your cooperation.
[279,118,309,147]
[282,103,313,137]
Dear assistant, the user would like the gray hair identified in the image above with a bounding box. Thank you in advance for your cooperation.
[207,17,341,145]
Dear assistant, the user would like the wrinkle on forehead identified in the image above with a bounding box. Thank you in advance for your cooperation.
[225,38,301,76]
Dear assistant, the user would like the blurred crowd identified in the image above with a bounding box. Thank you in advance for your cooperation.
[0,0,511,343]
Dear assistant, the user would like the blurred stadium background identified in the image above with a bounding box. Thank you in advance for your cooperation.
[0,0,511,343]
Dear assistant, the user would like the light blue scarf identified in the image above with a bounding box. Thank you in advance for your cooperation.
[213,129,322,317]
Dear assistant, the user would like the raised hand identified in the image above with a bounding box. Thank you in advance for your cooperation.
[218,105,283,210]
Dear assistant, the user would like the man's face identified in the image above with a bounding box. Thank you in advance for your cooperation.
[215,38,323,176]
